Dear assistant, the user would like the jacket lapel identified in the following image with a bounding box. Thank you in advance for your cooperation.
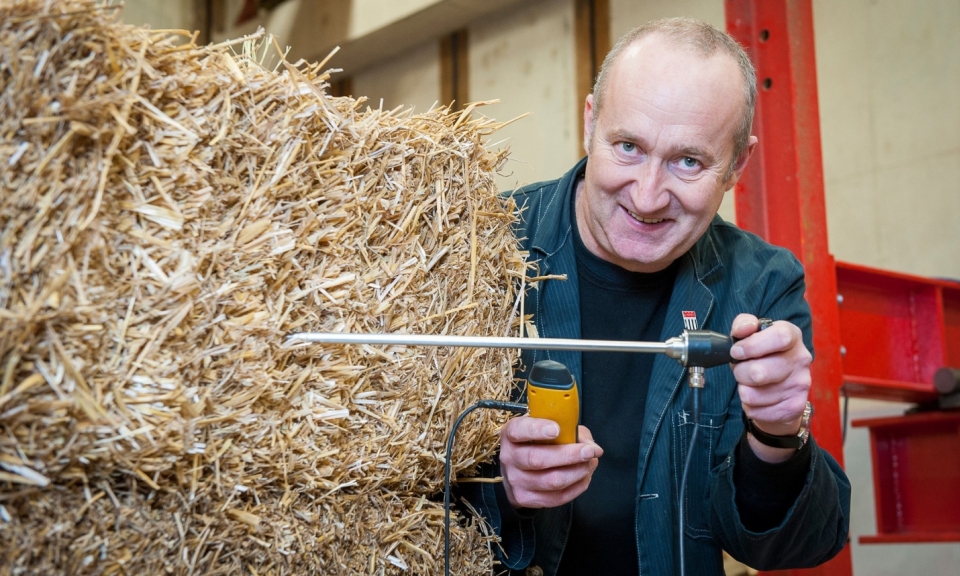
[532,246,582,381]
[636,235,718,483]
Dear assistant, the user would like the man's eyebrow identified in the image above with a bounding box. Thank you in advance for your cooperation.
[610,129,643,143]
[677,146,712,160]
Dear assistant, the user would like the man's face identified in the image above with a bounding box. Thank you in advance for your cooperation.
[578,35,756,273]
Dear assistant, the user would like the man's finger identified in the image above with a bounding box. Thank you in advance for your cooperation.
[578,425,596,443]
[738,380,800,410]
[730,321,798,360]
[508,441,601,471]
[513,470,596,509]
[730,313,760,339]
[502,416,561,443]
[732,355,794,386]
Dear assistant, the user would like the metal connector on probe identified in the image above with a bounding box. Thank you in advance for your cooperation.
[663,330,736,369]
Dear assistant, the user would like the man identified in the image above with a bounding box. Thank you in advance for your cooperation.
[461,17,851,576]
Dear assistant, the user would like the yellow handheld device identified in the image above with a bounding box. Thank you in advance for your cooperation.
[527,360,580,444]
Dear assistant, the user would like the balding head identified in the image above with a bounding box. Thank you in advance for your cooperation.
[589,18,756,175]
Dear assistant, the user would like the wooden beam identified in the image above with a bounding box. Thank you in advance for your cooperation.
[211,0,227,34]
[329,77,353,98]
[575,0,610,153]
[194,0,210,45]
[440,29,469,110]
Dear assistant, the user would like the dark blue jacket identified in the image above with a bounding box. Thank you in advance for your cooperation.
[462,158,850,575]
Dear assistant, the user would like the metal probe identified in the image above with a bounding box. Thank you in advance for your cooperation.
[286,329,736,368]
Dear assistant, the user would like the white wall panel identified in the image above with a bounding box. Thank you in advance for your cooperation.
[351,40,441,114]
[469,0,578,192]
[815,0,960,279]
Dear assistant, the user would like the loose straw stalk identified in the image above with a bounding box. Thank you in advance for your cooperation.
[0,1,530,574]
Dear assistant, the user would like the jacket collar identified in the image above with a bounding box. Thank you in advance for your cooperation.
[527,157,588,264]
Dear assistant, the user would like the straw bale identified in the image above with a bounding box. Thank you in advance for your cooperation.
[0,1,529,573]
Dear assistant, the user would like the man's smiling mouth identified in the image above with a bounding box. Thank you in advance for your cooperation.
[627,209,665,224]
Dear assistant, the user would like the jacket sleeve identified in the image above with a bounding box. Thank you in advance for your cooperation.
[712,436,851,569]
[709,249,851,569]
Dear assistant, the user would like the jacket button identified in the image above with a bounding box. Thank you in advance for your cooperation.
[525,567,544,576]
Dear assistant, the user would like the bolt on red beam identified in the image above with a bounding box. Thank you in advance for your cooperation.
[725,1,852,574]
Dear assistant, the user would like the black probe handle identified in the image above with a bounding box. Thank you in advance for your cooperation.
[684,331,737,368]
[685,318,773,368]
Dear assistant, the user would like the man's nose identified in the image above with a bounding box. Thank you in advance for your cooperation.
[629,160,669,213]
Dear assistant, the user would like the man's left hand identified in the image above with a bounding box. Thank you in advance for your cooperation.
[729,313,812,463]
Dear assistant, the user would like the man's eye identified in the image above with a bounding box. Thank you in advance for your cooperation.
[681,157,699,168]
[620,142,636,153]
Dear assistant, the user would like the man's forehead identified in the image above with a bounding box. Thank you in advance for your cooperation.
[616,36,745,107]
[602,36,744,139]
[618,33,740,81]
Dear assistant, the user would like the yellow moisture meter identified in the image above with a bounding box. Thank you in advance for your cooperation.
[527,359,580,444]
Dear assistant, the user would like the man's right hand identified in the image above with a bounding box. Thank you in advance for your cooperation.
[500,416,603,509]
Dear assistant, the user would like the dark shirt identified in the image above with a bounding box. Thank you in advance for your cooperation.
[557,190,676,576]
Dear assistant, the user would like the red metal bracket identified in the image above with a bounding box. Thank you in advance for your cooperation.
[852,411,960,544]
[838,261,960,403]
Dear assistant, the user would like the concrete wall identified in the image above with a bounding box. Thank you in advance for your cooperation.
[815,0,960,280]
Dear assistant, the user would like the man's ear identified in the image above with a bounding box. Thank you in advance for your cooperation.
[724,135,758,189]
[583,94,596,154]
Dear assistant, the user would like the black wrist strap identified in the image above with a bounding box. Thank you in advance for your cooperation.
[743,415,801,449]
[742,401,813,450]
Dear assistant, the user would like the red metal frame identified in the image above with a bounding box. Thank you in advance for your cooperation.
[851,411,960,543]
[837,261,960,403]
[725,1,851,574]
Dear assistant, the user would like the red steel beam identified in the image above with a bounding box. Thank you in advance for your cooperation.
[725,2,852,575]
[836,261,960,403]
[852,411,960,544]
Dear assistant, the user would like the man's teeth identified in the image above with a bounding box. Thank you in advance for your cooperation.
[628,210,664,224]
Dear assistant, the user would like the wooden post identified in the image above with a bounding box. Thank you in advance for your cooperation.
[574,0,610,152]
[440,29,469,111]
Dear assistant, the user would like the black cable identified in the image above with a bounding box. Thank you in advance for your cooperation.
[444,399,527,576]
[678,385,701,576]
